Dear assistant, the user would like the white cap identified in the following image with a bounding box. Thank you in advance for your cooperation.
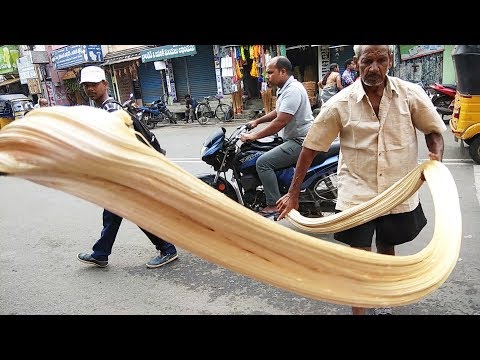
[80,66,106,84]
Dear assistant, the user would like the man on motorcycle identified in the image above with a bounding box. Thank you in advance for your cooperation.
[240,56,314,217]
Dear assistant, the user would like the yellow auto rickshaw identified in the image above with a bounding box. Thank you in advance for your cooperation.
[0,94,34,130]
[450,45,480,164]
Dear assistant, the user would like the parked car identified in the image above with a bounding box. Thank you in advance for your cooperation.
[0,94,34,130]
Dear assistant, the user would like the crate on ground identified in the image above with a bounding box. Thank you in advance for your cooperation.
[302,81,317,97]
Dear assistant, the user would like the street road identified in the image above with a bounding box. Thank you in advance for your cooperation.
[0,122,479,315]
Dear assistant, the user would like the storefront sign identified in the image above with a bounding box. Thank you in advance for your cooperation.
[31,51,50,64]
[399,45,444,61]
[27,78,42,94]
[140,45,197,63]
[320,45,330,77]
[17,56,37,84]
[165,60,177,102]
[51,45,103,70]
[0,45,20,75]
[45,81,57,106]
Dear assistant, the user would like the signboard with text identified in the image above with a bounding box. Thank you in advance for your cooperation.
[28,78,41,94]
[32,51,50,64]
[45,81,57,106]
[0,45,20,75]
[51,45,103,70]
[17,55,37,84]
[140,45,197,63]
[399,45,444,61]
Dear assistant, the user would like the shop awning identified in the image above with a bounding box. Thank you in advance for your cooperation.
[62,70,78,80]
[0,77,21,87]
[102,46,154,66]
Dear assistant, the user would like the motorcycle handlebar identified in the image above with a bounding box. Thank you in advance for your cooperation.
[122,99,134,108]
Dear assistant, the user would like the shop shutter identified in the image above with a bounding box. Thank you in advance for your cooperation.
[172,57,188,101]
[138,61,164,105]
[172,45,217,101]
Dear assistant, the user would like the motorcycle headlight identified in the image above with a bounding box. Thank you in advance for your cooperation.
[200,146,208,157]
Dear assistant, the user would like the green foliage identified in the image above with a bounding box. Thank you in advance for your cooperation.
[63,78,81,93]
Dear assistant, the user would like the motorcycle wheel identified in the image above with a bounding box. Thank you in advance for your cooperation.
[197,174,238,202]
[166,110,177,124]
[308,171,338,217]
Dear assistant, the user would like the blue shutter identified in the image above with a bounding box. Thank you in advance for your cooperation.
[172,57,188,101]
[138,61,164,105]
[172,45,217,101]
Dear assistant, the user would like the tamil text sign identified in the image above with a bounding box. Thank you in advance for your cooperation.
[51,45,103,70]
[140,45,196,63]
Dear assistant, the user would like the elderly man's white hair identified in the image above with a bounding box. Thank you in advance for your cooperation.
[353,45,395,57]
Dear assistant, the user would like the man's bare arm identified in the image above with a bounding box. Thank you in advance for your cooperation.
[425,132,444,161]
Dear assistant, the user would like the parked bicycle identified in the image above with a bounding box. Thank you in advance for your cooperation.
[195,95,234,125]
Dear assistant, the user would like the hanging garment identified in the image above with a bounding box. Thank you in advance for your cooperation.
[250,60,259,78]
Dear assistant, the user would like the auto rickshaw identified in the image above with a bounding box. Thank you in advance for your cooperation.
[450,45,480,164]
[0,94,34,130]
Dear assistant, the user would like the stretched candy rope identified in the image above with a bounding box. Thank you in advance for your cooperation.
[0,106,462,308]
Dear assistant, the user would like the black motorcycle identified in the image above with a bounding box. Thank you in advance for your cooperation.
[136,95,177,128]
[198,125,339,218]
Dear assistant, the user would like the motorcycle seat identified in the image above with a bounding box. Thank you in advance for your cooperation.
[442,84,457,90]
[240,137,284,152]
[311,139,340,167]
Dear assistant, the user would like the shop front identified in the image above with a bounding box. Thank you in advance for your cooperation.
[218,45,286,115]
[51,45,104,105]
[0,45,22,95]
[140,45,217,105]
[395,45,446,85]
[101,45,155,106]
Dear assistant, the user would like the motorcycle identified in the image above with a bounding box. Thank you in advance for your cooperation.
[197,124,339,218]
[121,93,140,117]
[429,83,456,124]
[136,96,177,128]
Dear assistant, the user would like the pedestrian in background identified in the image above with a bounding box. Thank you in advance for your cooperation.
[341,58,357,87]
[319,63,343,105]
[76,66,179,269]
[277,45,446,315]
[183,94,198,123]
[34,98,49,108]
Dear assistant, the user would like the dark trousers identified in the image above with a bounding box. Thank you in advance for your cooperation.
[92,209,176,261]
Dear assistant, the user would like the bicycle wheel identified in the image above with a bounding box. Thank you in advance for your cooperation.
[195,104,211,125]
[215,104,234,121]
